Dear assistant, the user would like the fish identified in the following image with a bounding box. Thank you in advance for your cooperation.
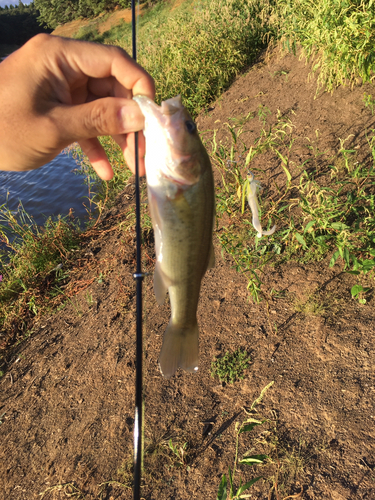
[133,95,215,378]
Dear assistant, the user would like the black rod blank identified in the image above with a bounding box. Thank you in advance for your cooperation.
[131,1,144,499]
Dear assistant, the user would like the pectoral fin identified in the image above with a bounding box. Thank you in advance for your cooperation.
[154,262,171,305]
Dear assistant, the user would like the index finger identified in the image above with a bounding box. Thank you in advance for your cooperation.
[43,35,155,99]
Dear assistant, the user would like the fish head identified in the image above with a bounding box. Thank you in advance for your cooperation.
[134,95,204,187]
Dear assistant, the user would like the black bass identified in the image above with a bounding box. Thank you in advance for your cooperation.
[133,95,215,378]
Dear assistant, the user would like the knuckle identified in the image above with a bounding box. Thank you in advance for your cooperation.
[109,45,128,58]
[27,33,51,50]
[87,103,112,135]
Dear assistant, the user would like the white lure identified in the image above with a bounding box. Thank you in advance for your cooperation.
[246,172,276,238]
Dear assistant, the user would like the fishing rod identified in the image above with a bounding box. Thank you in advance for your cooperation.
[131,1,144,499]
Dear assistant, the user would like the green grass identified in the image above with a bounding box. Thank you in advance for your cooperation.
[74,0,275,118]
[363,92,375,114]
[132,0,274,118]
[216,382,327,499]
[72,0,375,103]
[0,204,80,367]
[276,0,375,93]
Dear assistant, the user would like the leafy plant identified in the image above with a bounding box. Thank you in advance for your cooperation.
[351,284,371,304]
[363,93,375,115]
[210,109,375,303]
[0,204,80,330]
[168,439,188,468]
[217,382,274,500]
[210,111,296,302]
[211,349,251,384]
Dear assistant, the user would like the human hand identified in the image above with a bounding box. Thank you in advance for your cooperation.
[0,34,155,179]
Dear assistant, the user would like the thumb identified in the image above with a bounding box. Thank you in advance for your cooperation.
[51,97,144,144]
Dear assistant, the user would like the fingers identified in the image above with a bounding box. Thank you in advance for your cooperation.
[78,132,146,181]
[119,132,146,176]
[52,98,146,180]
[78,138,114,181]
[50,98,145,144]
[35,34,155,101]
[0,34,153,175]
[112,131,146,175]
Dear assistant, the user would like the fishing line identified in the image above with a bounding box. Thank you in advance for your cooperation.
[131,0,144,499]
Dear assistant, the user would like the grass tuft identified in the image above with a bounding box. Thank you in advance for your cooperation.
[211,349,251,384]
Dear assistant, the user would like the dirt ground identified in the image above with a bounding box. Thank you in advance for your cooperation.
[52,5,145,39]
[1,50,375,500]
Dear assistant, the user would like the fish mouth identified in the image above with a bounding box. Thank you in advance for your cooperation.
[134,94,183,119]
[160,95,184,115]
[134,94,201,185]
[134,94,182,146]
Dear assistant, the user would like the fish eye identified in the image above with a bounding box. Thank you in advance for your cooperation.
[185,120,197,134]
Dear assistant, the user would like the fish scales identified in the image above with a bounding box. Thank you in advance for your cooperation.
[158,168,214,323]
[134,95,215,378]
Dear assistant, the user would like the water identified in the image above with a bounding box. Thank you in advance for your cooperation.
[0,153,95,230]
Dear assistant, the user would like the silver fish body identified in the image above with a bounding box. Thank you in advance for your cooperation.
[133,95,215,378]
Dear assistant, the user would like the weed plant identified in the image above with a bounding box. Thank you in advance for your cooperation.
[254,417,323,498]
[217,382,273,500]
[276,0,375,92]
[217,381,322,499]
[211,349,251,384]
[363,92,375,115]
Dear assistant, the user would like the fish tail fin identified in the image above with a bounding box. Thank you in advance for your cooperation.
[158,321,199,378]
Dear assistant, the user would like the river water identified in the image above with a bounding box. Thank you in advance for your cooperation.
[0,152,95,232]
